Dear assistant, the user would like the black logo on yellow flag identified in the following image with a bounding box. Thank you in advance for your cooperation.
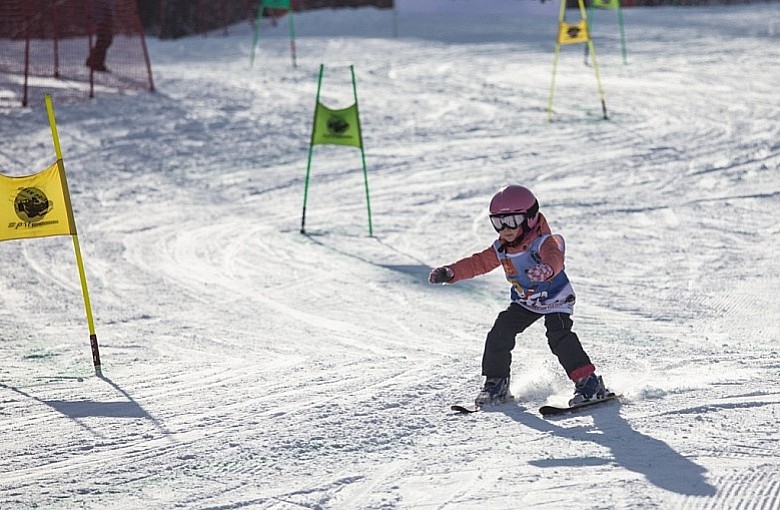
[557,20,589,45]
[0,162,74,241]
[14,187,52,222]
[312,102,362,148]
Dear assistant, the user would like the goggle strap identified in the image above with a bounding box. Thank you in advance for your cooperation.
[526,200,539,221]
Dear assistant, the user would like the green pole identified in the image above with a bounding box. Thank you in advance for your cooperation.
[301,64,324,234]
[585,0,627,66]
[617,3,627,65]
[587,39,608,119]
[351,65,374,237]
[580,0,608,120]
[249,0,265,68]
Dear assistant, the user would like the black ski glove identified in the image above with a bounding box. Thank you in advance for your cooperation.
[428,266,454,284]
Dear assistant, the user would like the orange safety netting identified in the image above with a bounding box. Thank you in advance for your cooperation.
[0,0,154,107]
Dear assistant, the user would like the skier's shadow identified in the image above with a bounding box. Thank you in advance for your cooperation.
[499,404,717,496]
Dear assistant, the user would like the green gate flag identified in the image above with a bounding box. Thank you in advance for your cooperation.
[586,0,627,65]
[312,102,362,148]
[592,0,620,8]
[250,0,296,68]
[263,0,291,8]
[301,64,373,236]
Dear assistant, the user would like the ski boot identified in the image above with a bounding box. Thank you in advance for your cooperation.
[475,377,512,406]
[569,374,607,406]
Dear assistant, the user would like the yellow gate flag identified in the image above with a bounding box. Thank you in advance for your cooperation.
[312,102,362,148]
[0,161,76,242]
[558,20,590,45]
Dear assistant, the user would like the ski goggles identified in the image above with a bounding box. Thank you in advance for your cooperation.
[489,213,525,232]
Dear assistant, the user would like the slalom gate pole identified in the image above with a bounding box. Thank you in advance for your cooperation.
[288,9,297,68]
[617,3,627,64]
[584,3,593,65]
[585,39,608,119]
[45,95,102,375]
[547,0,567,121]
[301,64,324,234]
[579,0,608,119]
[547,43,562,122]
[586,0,627,66]
[350,65,373,237]
[23,14,30,106]
[249,1,264,67]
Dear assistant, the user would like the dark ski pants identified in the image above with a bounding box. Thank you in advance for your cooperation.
[482,303,592,380]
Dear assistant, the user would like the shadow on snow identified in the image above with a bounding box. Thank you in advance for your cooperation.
[500,404,717,497]
[0,374,170,438]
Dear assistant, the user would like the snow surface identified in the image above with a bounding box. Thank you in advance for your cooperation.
[1,3,779,509]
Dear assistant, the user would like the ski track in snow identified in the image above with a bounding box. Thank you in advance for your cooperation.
[1,4,779,509]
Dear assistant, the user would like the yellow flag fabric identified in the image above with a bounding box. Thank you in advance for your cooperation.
[312,102,362,148]
[558,20,590,45]
[0,161,76,242]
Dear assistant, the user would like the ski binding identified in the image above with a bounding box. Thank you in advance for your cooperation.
[539,392,621,417]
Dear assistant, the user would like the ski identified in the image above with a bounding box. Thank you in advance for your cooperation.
[451,395,514,414]
[451,404,480,414]
[539,392,621,417]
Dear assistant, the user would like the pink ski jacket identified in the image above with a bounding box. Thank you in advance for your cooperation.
[446,213,565,283]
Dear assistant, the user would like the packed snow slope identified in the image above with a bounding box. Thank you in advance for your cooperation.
[1,4,779,509]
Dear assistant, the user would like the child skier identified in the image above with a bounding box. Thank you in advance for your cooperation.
[428,185,608,407]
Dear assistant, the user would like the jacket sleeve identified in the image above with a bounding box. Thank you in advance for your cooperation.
[447,246,501,283]
[538,234,565,276]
